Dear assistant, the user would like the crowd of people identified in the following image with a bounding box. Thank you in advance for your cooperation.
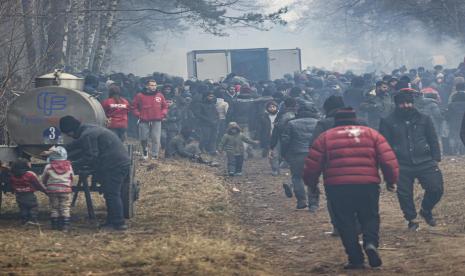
[3,59,465,270]
[92,60,465,269]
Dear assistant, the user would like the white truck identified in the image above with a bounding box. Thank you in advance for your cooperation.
[187,48,301,82]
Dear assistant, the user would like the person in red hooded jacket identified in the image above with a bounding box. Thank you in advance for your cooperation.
[303,108,399,270]
[101,85,130,141]
[41,146,74,231]
[132,79,168,159]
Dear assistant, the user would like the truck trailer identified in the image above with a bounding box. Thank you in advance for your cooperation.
[187,48,301,82]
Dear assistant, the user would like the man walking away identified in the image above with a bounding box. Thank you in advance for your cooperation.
[304,108,399,269]
[281,102,320,210]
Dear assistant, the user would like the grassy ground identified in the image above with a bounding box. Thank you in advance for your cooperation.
[0,159,272,275]
[2,155,465,275]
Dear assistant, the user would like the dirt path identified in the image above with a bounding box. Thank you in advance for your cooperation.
[225,156,465,275]
[1,156,465,275]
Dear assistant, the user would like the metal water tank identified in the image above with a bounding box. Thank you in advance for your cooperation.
[35,71,85,90]
[6,73,106,157]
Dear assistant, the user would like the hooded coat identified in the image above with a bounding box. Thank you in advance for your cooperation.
[131,90,168,122]
[41,160,74,193]
[219,124,255,155]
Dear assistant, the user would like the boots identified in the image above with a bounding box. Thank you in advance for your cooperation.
[62,217,71,232]
[50,217,59,230]
[57,217,70,232]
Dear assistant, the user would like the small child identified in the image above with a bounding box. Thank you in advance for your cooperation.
[10,158,47,225]
[219,122,258,176]
[41,146,74,231]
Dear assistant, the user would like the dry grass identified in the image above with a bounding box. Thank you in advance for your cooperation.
[0,159,272,275]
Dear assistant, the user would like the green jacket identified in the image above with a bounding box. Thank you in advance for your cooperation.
[219,132,255,155]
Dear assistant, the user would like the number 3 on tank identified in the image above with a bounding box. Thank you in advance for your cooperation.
[42,126,63,144]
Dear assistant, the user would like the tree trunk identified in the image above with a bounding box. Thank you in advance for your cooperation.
[20,0,36,76]
[81,0,98,70]
[66,0,86,73]
[91,0,120,73]
[34,0,49,74]
[44,0,68,71]
[100,39,113,73]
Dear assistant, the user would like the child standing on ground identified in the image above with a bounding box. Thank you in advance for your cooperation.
[41,146,74,231]
[10,158,47,225]
[219,122,259,176]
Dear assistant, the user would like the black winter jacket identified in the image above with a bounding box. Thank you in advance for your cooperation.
[308,111,336,147]
[193,100,219,127]
[226,97,255,126]
[281,113,319,156]
[270,110,296,150]
[379,109,441,167]
[256,111,276,150]
[65,124,130,172]
[446,101,465,136]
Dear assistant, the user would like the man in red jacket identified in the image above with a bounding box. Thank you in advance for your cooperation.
[132,80,168,159]
[303,108,399,270]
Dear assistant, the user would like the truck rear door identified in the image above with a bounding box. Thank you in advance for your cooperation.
[269,49,302,80]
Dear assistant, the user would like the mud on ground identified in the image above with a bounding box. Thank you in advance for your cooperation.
[1,156,465,275]
[227,156,465,275]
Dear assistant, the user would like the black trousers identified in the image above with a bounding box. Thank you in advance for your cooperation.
[325,184,380,265]
[101,165,130,226]
[397,165,444,221]
[199,125,217,154]
[110,128,127,142]
[16,192,39,222]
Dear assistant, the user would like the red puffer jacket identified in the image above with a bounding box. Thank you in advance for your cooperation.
[303,125,399,187]
[101,97,130,129]
[10,171,45,193]
[131,91,168,122]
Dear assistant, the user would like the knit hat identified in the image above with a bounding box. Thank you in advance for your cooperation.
[59,115,81,134]
[395,78,411,91]
[394,91,415,105]
[48,146,68,161]
[323,95,345,114]
[334,107,357,123]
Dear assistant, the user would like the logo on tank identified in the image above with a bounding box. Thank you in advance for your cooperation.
[37,91,67,116]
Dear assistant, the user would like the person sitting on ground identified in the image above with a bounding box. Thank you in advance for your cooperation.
[168,126,202,159]
[218,122,259,176]
[9,158,47,225]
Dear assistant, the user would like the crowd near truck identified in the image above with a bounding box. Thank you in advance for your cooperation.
[187,48,302,82]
